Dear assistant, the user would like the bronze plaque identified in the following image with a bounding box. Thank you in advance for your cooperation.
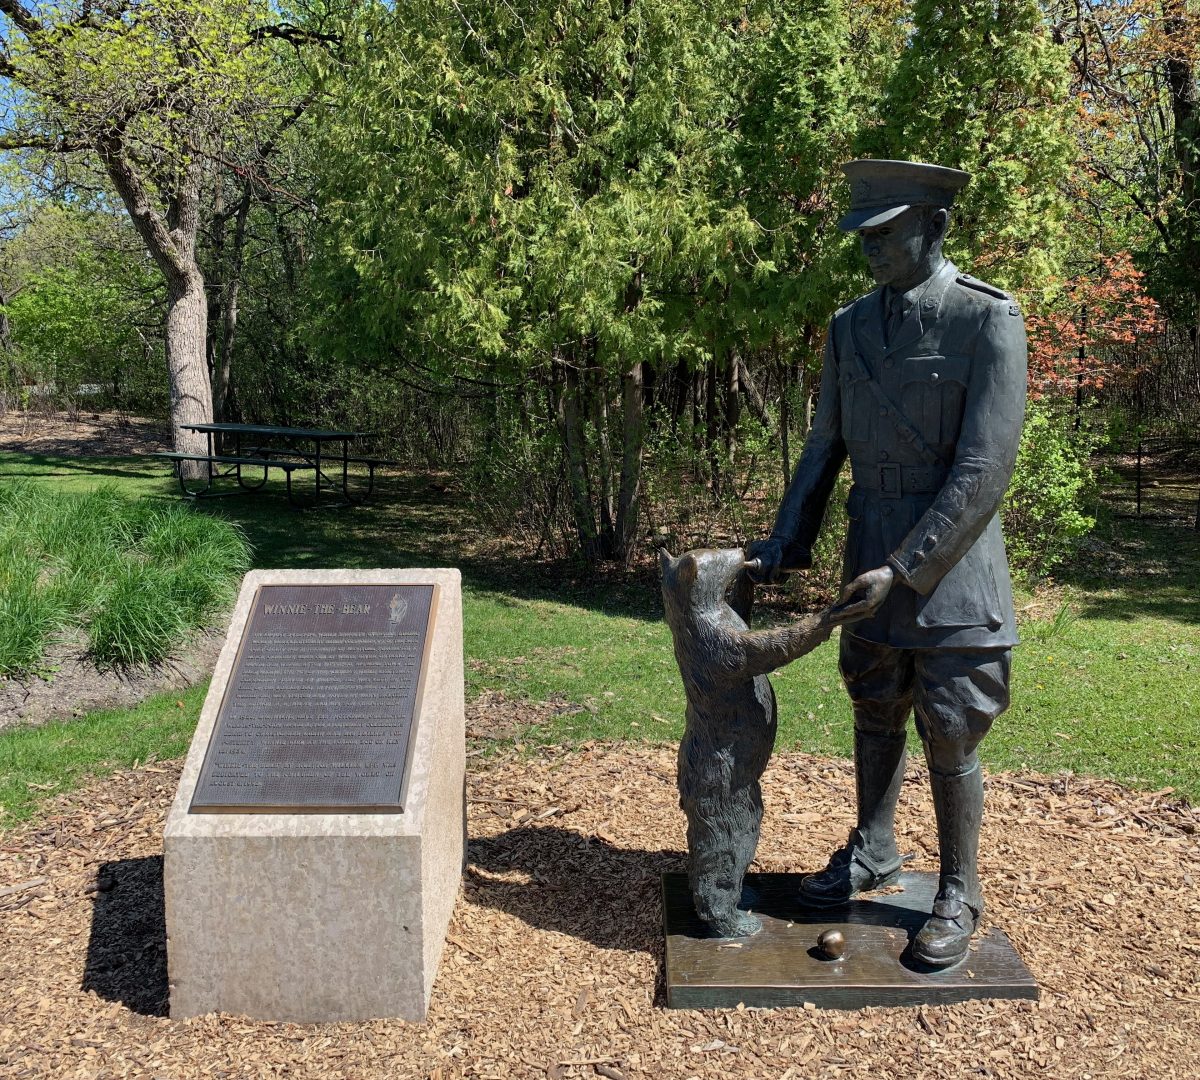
[663,871,1038,1009]
[190,583,437,813]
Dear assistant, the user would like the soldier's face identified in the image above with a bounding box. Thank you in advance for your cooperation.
[857,208,931,287]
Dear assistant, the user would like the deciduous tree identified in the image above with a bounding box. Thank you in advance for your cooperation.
[0,0,341,468]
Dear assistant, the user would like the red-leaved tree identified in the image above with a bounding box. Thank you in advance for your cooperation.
[1025,252,1159,399]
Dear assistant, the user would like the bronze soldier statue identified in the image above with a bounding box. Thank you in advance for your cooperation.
[749,159,1027,968]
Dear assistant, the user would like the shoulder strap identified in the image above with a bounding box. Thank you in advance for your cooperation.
[847,311,944,468]
[955,273,1009,300]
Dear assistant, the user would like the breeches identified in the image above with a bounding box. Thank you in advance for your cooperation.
[839,633,1011,776]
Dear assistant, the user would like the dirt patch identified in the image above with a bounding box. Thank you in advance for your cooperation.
[466,689,584,743]
[2,744,1198,1079]
[0,409,170,458]
[0,631,223,733]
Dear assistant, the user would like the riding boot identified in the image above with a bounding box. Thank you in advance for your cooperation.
[912,760,985,967]
[799,726,907,906]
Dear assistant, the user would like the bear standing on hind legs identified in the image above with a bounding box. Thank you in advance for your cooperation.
[660,547,862,938]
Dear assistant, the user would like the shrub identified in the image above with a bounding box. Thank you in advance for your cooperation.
[1002,398,1097,580]
[463,418,576,561]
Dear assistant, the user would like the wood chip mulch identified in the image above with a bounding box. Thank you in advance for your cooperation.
[1,745,1199,1080]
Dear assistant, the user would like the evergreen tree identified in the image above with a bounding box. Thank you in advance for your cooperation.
[862,0,1076,292]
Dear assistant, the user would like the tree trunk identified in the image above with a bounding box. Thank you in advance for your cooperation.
[555,357,599,564]
[706,356,720,496]
[0,285,15,414]
[214,186,252,422]
[1165,10,1199,331]
[165,268,214,474]
[778,341,792,483]
[615,361,644,566]
[98,135,213,478]
[593,366,617,558]
[725,351,740,456]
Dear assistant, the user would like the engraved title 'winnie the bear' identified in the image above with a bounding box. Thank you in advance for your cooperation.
[660,547,854,937]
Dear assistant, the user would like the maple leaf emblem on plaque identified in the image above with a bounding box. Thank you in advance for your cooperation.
[388,592,409,624]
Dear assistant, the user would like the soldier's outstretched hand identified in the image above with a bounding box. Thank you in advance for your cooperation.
[829,565,894,623]
[745,537,785,584]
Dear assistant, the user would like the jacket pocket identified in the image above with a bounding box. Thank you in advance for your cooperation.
[839,366,872,443]
[915,534,1003,630]
[901,354,970,446]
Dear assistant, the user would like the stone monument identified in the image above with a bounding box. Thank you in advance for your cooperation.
[163,568,465,1022]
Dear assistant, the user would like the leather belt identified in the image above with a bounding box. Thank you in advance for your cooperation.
[852,462,947,499]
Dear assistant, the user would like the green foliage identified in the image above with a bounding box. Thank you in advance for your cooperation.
[7,0,294,167]
[735,1,904,347]
[3,206,167,412]
[862,0,1076,292]
[0,481,250,673]
[312,0,758,380]
[0,544,62,674]
[1003,399,1097,579]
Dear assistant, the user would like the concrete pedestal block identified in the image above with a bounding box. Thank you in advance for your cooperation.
[163,569,465,1022]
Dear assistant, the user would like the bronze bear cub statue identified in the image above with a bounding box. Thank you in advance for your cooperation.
[660,547,853,937]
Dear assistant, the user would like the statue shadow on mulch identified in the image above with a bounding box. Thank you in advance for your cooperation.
[82,856,169,1018]
[79,831,689,1017]
[467,825,688,956]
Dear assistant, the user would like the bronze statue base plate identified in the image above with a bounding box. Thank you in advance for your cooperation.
[663,871,1038,1009]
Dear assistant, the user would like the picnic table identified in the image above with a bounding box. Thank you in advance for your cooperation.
[152,422,387,507]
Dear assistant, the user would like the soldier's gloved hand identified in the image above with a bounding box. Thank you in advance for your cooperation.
[745,537,786,584]
[830,565,894,622]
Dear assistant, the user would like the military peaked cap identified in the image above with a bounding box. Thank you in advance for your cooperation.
[838,159,970,232]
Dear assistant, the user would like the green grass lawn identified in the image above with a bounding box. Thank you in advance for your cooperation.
[1,449,1197,828]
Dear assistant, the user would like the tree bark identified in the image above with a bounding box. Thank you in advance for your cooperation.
[212,185,251,422]
[615,361,644,567]
[592,365,616,557]
[555,356,599,564]
[98,133,213,478]
[706,356,720,496]
[165,267,213,467]
[0,283,15,414]
[725,350,740,456]
[1164,6,1199,326]
[737,354,774,433]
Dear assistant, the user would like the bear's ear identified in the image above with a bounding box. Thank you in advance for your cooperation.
[657,547,675,577]
[676,552,698,589]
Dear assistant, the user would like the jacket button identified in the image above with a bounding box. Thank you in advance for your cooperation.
[884,358,894,369]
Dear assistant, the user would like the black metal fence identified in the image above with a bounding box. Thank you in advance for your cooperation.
[1095,436,1200,528]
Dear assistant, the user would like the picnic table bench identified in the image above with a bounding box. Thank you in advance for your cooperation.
[151,423,392,507]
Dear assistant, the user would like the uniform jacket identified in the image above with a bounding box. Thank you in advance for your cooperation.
[771,259,1027,649]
